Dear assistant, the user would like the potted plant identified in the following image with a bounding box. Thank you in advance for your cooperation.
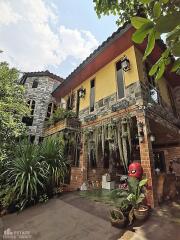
[110,208,127,228]
[127,177,149,223]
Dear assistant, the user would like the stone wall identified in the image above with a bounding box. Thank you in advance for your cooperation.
[79,81,142,123]
[24,76,60,142]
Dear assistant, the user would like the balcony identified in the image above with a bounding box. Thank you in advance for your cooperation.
[43,118,81,137]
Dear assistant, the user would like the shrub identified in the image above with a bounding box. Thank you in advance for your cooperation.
[0,136,68,211]
[2,141,48,210]
[45,107,77,127]
[39,136,69,188]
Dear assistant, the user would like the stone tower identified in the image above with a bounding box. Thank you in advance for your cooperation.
[21,71,63,143]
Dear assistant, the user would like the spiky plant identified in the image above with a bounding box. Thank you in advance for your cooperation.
[3,141,48,209]
[39,136,68,187]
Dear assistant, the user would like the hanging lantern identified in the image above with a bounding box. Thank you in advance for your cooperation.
[121,56,131,72]
[79,87,86,98]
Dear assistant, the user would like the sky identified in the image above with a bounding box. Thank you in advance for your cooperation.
[0,0,118,78]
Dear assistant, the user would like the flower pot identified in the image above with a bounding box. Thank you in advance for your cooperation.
[134,205,149,221]
[110,209,127,228]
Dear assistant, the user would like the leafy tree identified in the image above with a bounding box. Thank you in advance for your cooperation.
[0,62,28,156]
[93,0,180,79]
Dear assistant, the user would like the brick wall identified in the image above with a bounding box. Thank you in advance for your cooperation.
[156,146,180,176]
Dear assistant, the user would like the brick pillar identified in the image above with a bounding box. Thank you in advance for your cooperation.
[81,137,88,184]
[136,113,158,208]
[69,134,86,191]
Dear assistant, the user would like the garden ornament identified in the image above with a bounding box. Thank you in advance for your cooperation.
[128,162,143,179]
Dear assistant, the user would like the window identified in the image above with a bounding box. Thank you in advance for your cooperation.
[32,79,38,88]
[29,135,35,143]
[116,60,125,99]
[38,137,44,143]
[22,116,33,126]
[66,93,74,110]
[90,79,95,112]
[153,151,166,172]
[46,103,53,120]
[23,100,36,126]
[45,103,57,121]
[31,100,36,116]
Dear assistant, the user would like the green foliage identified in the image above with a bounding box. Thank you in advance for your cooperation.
[132,21,154,44]
[93,0,180,78]
[110,208,124,220]
[46,107,77,127]
[127,177,148,208]
[38,194,49,203]
[0,62,28,148]
[0,136,68,211]
[153,2,161,18]
[0,186,16,209]
[131,17,151,29]
[3,141,48,209]
[39,136,68,186]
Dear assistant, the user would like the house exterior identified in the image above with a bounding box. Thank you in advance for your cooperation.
[21,71,63,143]
[43,24,180,207]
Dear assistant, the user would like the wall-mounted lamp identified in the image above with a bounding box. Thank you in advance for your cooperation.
[79,87,86,98]
[149,133,156,142]
[121,55,131,72]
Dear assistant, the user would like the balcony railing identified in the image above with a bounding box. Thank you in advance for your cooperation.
[43,118,81,137]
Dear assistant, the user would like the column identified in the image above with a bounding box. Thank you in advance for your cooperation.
[136,113,158,208]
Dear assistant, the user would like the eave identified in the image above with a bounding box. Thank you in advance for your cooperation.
[53,24,134,99]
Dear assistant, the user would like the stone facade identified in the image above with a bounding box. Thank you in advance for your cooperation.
[79,81,142,123]
[23,73,62,143]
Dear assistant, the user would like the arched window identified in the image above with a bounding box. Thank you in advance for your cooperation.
[46,102,57,120]
[27,99,36,116]
[23,100,36,126]
[32,79,38,88]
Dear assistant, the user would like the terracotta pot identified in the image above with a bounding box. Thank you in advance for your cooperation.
[134,205,149,221]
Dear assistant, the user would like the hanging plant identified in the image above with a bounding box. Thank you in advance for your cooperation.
[121,119,128,172]
[117,120,128,173]
[127,117,132,156]
[101,124,105,157]
[122,132,128,138]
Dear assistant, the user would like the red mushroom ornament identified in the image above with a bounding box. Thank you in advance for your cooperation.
[128,162,143,179]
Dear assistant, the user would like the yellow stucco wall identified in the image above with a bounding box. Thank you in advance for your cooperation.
[65,46,139,111]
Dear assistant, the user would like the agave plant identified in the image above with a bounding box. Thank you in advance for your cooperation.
[39,136,68,187]
[3,141,48,209]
